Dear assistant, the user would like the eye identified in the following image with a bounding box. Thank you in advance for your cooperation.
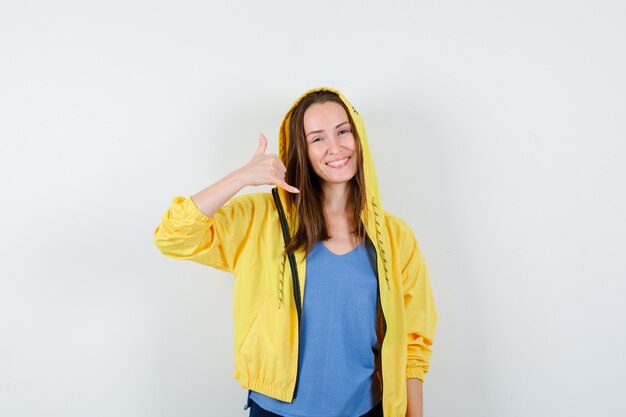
[338,128,351,135]
[312,137,323,143]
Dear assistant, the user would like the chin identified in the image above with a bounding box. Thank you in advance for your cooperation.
[319,172,357,185]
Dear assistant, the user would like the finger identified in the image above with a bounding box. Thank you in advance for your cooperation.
[270,157,286,174]
[254,133,268,156]
[277,160,287,173]
[275,179,300,194]
[269,154,286,174]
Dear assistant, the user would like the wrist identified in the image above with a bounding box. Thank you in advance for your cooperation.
[228,167,250,189]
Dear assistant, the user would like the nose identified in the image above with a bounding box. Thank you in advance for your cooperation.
[327,136,342,154]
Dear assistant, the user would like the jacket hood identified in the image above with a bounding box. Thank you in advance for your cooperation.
[276,86,392,290]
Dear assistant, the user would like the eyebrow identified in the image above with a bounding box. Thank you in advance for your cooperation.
[306,121,350,137]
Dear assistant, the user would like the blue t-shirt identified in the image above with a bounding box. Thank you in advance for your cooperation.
[250,240,382,417]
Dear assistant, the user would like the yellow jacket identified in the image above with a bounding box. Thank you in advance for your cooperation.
[153,87,437,417]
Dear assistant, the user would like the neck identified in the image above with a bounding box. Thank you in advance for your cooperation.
[321,181,352,214]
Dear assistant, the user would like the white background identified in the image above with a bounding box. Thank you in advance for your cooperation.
[1,1,625,416]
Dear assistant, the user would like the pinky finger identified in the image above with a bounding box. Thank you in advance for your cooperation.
[276,179,300,194]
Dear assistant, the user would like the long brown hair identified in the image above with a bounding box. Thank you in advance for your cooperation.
[283,91,368,256]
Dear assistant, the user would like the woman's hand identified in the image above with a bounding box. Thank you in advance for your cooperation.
[236,133,300,193]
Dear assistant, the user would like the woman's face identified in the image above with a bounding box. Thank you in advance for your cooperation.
[303,101,357,186]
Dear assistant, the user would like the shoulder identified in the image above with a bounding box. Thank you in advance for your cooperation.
[383,210,424,257]
[383,211,416,240]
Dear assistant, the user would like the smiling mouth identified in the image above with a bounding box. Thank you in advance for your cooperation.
[325,157,350,168]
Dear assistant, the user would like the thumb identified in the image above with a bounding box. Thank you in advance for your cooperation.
[253,133,268,156]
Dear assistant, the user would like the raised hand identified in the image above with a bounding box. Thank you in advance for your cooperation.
[239,133,300,193]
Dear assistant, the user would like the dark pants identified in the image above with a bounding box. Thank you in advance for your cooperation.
[249,399,383,417]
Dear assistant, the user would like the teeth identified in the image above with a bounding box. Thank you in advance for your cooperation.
[326,157,349,167]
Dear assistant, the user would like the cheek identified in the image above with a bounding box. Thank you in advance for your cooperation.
[349,138,358,168]
[307,146,322,163]
[347,135,357,151]
[306,148,321,174]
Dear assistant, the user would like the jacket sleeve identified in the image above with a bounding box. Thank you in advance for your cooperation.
[153,194,254,273]
[400,222,438,381]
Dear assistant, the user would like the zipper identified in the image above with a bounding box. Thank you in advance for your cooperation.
[271,187,302,402]
[378,287,387,409]
[367,235,387,410]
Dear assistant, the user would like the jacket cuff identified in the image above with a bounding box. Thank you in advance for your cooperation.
[181,196,213,222]
[406,366,425,382]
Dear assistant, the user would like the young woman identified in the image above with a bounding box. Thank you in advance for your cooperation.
[154,87,438,417]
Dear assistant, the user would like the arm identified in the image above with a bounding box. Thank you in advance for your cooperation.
[190,169,248,218]
[401,226,437,380]
[191,133,298,217]
[406,378,423,417]
[154,134,298,271]
[395,218,437,416]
